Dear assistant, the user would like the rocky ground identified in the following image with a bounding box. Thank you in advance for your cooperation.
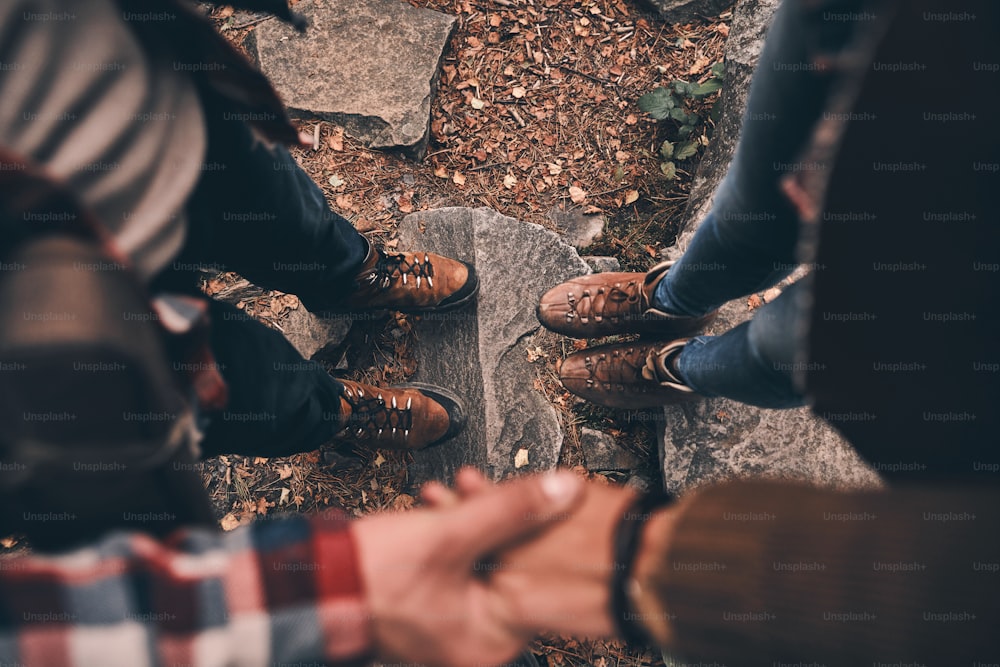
[204,3,730,505]
[198,0,880,663]
[1,1,879,665]
[200,2,739,664]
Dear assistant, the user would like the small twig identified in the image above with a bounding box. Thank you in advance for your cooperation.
[229,14,274,30]
[507,106,527,127]
[424,148,453,159]
[588,184,632,197]
[469,161,513,172]
[559,63,616,87]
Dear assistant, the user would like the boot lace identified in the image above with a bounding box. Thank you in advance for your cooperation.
[341,384,413,442]
[566,280,642,323]
[363,251,435,290]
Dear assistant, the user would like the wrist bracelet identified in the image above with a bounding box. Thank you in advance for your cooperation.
[611,490,674,646]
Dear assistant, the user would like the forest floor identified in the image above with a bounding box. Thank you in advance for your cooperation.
[206,2,731,665]
[1,2,732,665]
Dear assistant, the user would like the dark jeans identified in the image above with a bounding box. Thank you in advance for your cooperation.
[651,0,847,409]
[156,101,367,457]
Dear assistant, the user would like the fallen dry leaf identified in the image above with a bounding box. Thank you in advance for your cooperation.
[625,189,639,205]
[327,128,344,151]
[335,194,357,211]
[689,55,711,75]
[453,172,467,186]
[569,186,587,204]
[514,448,530,469]
[220,513,240,532]
[397,193,414,214]
[390,494,416,511]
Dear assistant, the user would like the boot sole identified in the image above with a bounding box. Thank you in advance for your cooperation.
[536,302,718,339]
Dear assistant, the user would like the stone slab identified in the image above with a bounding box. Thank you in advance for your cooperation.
[397,208,592,484]
[280,307,352,361]
[248,0,456,158]
[583,256,622,273]
[213,279,350,360]
[580,428,641,472]
[549,208,606,249]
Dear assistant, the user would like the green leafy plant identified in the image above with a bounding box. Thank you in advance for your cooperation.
[638,61,724,180]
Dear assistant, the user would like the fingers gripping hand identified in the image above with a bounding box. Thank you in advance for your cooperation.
[420,468,491,508]
[352,470,583,667]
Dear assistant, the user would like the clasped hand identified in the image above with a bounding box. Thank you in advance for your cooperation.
[352,468,675,667]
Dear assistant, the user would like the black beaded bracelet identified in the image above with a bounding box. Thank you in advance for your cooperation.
[610,490,674,646]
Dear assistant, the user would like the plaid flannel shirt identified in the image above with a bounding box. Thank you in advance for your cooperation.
[0,511,371,666]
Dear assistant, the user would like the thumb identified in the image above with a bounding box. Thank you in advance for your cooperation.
[449,471,583,560]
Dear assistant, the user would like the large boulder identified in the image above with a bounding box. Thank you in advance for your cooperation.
[659,0,880,492]
[661,400,882,493]
[247,0,456,159]
[397,208,591,484]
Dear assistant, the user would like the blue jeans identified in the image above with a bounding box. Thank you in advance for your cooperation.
[652,0,848,409]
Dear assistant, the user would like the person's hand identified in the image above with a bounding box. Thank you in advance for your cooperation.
[351,469,584,667]
[423,469,679,644]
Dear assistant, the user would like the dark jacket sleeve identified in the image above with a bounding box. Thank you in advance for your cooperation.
[640,480,1000,667]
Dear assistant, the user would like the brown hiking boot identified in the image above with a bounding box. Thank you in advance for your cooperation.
[559,339,697,409]
[337,240,478,313]
[536,261,716,338]
[334,380,466,449]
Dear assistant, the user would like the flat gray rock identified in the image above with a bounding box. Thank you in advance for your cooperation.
[583,256,621,273]
[661,399,882,493]
[550,208,605,249]
[213,279,350,360]
[641,0,736,24]
[659,0,880,492]
[580,428,641,472]
[279,307,351,361]
[248,0,456,158]
[397,208,591,484]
